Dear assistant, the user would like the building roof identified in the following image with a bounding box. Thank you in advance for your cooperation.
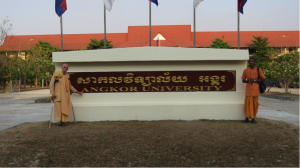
[1,25,299,51]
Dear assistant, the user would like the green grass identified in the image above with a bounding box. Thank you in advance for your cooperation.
[264,91,299,97]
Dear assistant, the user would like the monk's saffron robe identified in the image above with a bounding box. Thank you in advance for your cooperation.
[50,71,78,122]
[241,67,266,118]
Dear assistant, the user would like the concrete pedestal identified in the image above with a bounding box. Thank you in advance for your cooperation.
[52,47,248,121]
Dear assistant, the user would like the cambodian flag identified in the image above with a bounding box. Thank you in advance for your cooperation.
[55,0,67,17]
[238,0,247,14]
[149,0,158,6]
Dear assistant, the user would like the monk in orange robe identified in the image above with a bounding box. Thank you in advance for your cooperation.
[50,63,83,126]
[241,58,266,124]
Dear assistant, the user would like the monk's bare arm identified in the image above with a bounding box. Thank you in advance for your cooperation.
[241,70,249,83]
[69,84,77,93]
[70,83,83,95]
[242,79,249,83]
[257,78,266,83]
[242,78,265,84]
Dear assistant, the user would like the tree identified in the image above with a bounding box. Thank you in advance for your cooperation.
[0,17,13,46]
[5,55,17,81]
[0,51,20,89]
[28,41,58,87]
[16,56,31,88]
[39,57,55,86]
[264,52,299,93]
[86,39,113,49]
[29,48,45,88]
[26,70,35,88]
[249,36,271,69]
[0,51,9,88]
[30,41,59,57]
[209,36,232,49]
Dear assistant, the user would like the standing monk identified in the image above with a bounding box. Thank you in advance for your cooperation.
[50,63,83,126]
[241,58,266,124]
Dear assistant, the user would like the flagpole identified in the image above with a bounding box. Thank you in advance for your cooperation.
[193,6,196,48]
[104,5,107,49]
[60,16,63,51]
[237,11,240,49]
[149,1,151,46]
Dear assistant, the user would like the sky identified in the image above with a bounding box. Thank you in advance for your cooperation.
[0,0,299,36]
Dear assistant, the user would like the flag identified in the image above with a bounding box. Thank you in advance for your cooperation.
[150,0,158,6]
[104,0,115,11]
[156,38,159,46]
[238,0,247,14]
[194,0,203,9]
[55,0,67,17]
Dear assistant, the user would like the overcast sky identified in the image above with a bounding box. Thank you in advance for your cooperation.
[1,0,299,35]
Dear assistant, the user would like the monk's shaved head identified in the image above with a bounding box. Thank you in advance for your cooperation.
[62,63,68,67]
[61,64,69,74]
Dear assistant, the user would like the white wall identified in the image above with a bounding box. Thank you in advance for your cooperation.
[52,47,249,121]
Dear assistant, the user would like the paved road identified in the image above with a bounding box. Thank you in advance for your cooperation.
[257,87,299,126]
[258,97,299,125]
[0,89,299,131]
[0,90,51,131]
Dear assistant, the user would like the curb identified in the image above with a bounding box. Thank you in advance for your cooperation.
[35,99,51,103]
[261,94,299,101]
[35,94,299,103]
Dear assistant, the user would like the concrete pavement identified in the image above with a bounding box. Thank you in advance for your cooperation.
[0,90,51,131]
[257,96,299,126]
[0,88,299,131]
[257,87,299,126]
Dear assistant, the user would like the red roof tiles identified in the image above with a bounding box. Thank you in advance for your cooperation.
[1,25,299,51]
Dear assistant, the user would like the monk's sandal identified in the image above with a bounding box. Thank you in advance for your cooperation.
[242,118,249,123]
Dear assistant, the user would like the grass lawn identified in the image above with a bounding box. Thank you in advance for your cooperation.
[35,96,51,103]
[37,96,51,100]
[0,119,298,167]
[264,91,299,97]
[0,86,49,93]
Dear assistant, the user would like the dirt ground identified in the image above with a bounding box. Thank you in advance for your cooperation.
[0,88,299,167]
[0,88,299,132]
[0,119,298,167]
